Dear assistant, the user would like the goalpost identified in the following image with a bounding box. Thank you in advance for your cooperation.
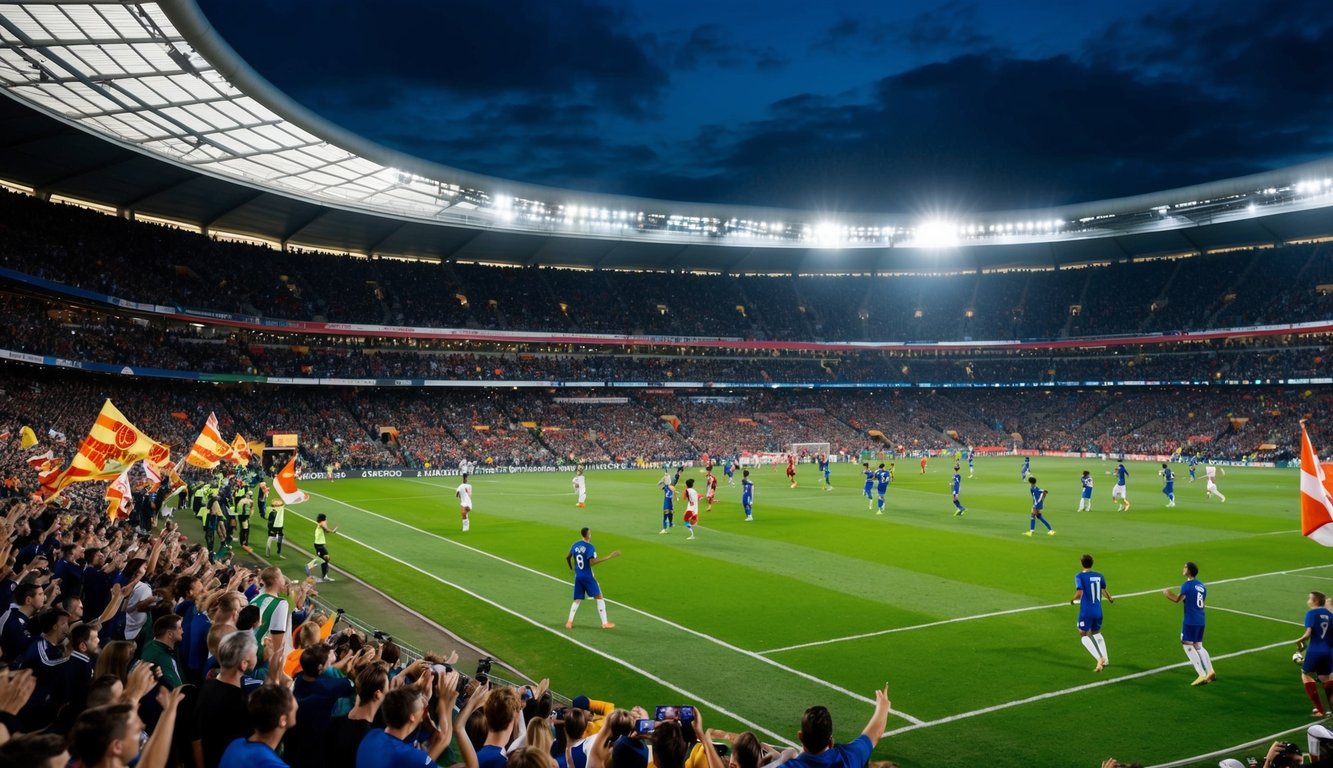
[788,442,831,461]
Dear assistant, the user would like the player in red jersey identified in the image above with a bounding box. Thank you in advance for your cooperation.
[920,455,928,474]
[705,466,718,512]
[786,454,798,488]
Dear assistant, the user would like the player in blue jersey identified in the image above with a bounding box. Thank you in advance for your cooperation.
[1020,456,1030,480]
[658,472,676,534]
[1077,470,1093,512]
[819,453,832,491]
[1111,462,1130,511]
[862,463,875,510]
[1188,454,1198,482]
[565,528,620,630]
[1071,553,1115,672]
[1024,476,1054,536]
[967,448,975,479]
[741,470,754,521]
[950,466,966,516]
[1295,591,1333,716]
[873,464,891,516]
[1163,561,1215,685]
[723,458,736,486]
[1160,463,1176,507]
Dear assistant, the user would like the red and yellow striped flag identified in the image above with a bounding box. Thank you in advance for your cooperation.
[105,466,134,521]
[44,400,170,499]
[186,412,234,469]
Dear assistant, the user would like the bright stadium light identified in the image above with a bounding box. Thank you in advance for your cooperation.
[913,219,958,248]
[813,221,842,247]
[494,195,513,221]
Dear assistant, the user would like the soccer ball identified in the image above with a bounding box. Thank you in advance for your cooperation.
[1294,652,1305,665]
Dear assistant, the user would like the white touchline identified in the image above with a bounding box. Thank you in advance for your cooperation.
[303,491,925,726]
[1209,606,1304,626]
[284,506,796,747]
[761,562,1333,654]
[1147,724,1311,768]
[882,639,1293,737]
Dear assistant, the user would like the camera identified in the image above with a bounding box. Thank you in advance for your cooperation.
[372,630,390,641]
[654,706,695,722]
[635,719,655,735]
[475,656,493,685]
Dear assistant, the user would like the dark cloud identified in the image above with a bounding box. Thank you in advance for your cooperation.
[669,24,787,71]
[813,2,993,55]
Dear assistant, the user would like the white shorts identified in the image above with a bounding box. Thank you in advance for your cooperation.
[1206,480,1218,492]
[1111,485,1127,499]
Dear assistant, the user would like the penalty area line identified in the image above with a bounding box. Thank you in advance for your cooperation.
[283,505,796,747]
[302,491,924,726]
[884,638,1293,737]
[761,562,1333,654]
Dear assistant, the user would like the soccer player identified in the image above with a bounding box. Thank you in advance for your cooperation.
[741,469,754,521]
[819,453,832,491]
[658,471,675,534]
[862,463,875,510]
[565,527,620,630]
[950,466,966,516]
[303,513,338,582]
[1294,591,1333,716]
[967,449,975,479]
[1160,463,1176,507]
[1020,456,1030,480]
[873,464,891,516]
[573,468,587,508]
[1071,554,1114,672]
[723,457,736,486]
[1188,454,1198,482]
[455,473,474,532]
[1163,561,1216,686]
[1077,471,1093,512]
[683,478,701,540]
[919,455,928,474]
[705,467,718,512]
[1024,476,1054,536]
[1112,462,1130,511]
[786,454,798,488]
[265,498,285,558]
[1204,465,1227,502]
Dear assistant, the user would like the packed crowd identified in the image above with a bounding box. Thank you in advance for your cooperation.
[2,191,1331,343]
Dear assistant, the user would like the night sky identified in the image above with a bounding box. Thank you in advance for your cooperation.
[197,0,1333,214]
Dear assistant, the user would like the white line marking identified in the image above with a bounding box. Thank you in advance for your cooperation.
[1148,724,1311,768]
[303,491,924,726]
[283,505,796,747]
[884,639,1293,737]
[1210,605,1303,626]
[761,563,1333,654]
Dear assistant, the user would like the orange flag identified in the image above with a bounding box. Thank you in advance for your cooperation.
[230,434,254,465]
[105,467,134,521]
[274,455,309,505]
[186,413,234,469]
[45,400,169,499]
[1301,422,1333,546]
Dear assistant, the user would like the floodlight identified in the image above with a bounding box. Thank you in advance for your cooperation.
[913,220,958,248]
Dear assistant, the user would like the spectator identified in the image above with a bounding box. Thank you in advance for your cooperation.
[138,614,185,690]
[218,683,298,768]
[0,731,67,768]
[787,685,893,768]
[193,630,259,768]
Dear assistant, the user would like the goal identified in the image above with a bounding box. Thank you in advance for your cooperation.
[788,442,831,460]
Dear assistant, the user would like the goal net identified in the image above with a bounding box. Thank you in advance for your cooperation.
[788,442,831,460]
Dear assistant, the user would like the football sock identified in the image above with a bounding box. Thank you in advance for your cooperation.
[1093,633,1108,661]
[1029,519,1037,531]
[1081,635,1101,661]
[1184,646,1206,675]
[877,499,885,512]
[320,560,329,578]
[1038,516,1052,530]
[462,519,470,532]
[1308,681,1326,711]
[596,599,609,624]
[1197,646,1214,674]
[567,601,580,623]
[1322,681,1333,708]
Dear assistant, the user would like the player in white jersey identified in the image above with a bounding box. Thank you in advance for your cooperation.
[1204,465,1227,502]
[456,473,474,532]
[459,458,472,476]
[573,468,587,508]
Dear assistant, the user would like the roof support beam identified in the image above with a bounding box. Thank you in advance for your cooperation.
[200,190,268,232]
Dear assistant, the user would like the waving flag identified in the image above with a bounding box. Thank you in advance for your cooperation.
[19,426,37,449]
[230,434,254,465]
[45,400,170,499]
[26,450,54,471]
[1300,421,1333,546]
[105,466,134,521]
[274,454,309,505]
[186,412,234,469]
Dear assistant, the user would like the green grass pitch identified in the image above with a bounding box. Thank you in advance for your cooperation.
[276,456,1325,768]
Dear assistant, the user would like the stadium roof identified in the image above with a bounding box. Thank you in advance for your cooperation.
[2,0,1333,273]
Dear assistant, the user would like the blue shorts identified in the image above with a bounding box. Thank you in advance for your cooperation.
[1180,624,1205,644]
[1077,614,1103,633]
[573,575,601,601]
[663,501,673,511]
[1305,649,1333,677]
